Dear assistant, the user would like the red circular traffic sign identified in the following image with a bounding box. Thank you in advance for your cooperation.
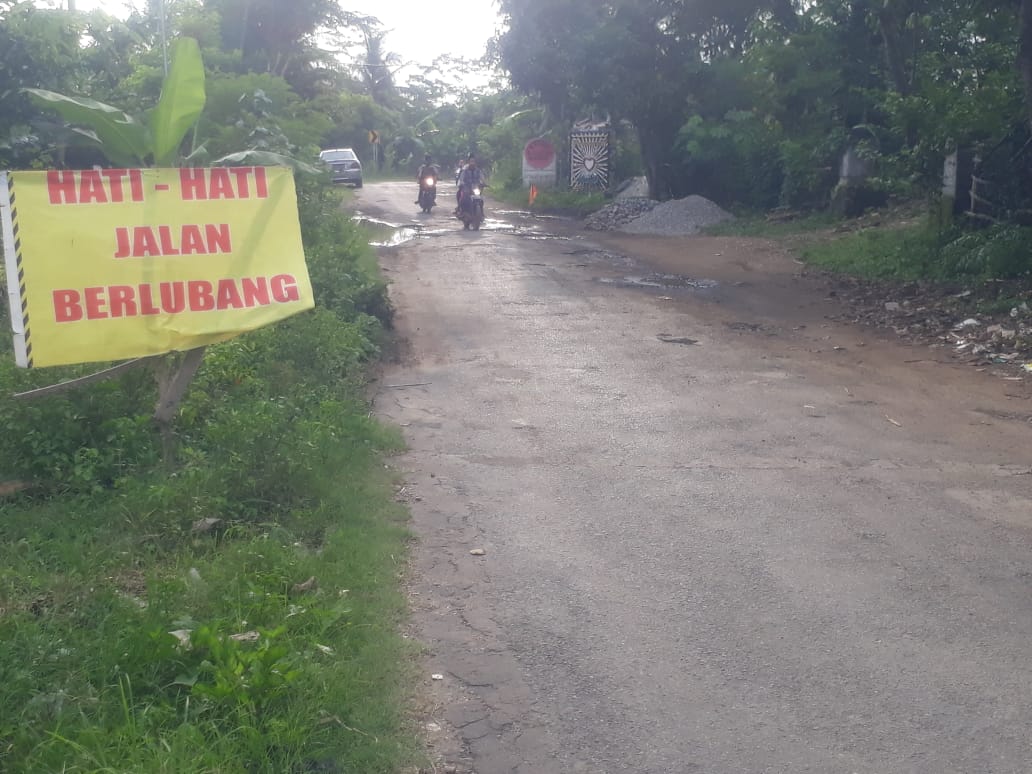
[524,139,556,170]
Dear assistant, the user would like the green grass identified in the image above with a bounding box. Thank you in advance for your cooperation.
[704,210,837,238]
[0,185,420,773]
[494,184,606,217]
[707,197,1032,283]
[800,220,1032,282]
[800,224,942,280]
[0,440,418,772]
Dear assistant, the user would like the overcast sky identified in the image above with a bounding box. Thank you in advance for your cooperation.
[41,1,503,76]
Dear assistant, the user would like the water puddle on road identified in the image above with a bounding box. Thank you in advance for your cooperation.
[354,209,584,249]
[370,226,419,247]
[353,215,421,247]
[597,273,718,291]
[477,217,571,241]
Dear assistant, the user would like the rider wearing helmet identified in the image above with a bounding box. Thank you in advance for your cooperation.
[415,153,439,204]
[457,154,485,215]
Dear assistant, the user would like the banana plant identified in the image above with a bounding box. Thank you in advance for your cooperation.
[23,37,318,173]
[25,37,206,167]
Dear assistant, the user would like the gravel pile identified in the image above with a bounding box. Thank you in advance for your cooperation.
[617,195,734,235]
[584,197,658,231]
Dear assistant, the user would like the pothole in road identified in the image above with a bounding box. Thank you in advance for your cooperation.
[597,273,718,291]
[370,227,419,247]
[355,213,568,244]
[478,218,571,241]
[353,216,420,247]
[514,231,571,241]
[656,334,699,345]
[354,218,451,245]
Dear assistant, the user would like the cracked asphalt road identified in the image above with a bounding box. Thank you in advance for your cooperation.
[360,182,1032,774]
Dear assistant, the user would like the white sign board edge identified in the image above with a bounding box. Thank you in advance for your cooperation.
[0,171,29,368]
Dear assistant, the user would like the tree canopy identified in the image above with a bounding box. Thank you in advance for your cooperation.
[0,0,502,174]
[495,0,1032,216]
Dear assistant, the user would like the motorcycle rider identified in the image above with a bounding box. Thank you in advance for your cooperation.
[454,156,468,210]
[415,153,439,205]
[456,154,485,216]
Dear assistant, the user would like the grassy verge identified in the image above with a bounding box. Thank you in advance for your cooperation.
[703,211,837,238]
[802,220,1032,281]
[0,179,420,773]
[494,184,606,218]
[709,202,1032,283]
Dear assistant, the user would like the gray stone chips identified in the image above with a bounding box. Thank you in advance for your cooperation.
[584,194,734,235]
[619,195,734,236]
[584,197,658,231]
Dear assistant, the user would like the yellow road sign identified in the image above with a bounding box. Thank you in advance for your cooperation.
[2,167,313,368]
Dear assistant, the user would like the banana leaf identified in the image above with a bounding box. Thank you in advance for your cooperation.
[149,38,206,166]
[24,89,150,167]
[213,150,321,175]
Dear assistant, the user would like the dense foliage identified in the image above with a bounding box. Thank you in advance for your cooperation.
[495,0,1032,223]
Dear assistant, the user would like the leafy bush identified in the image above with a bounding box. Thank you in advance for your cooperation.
[675,111,785,210]
[0,365,159,491]
[803,220,1032,281]
[802,223,943,280]
[939,225,1032,279]
[297,178,394,327]
[0,176,388,497]
[520,186,606,217]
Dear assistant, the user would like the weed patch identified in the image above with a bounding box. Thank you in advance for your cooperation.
[794,216,1032,283]
[711,201,1032,284]
[495,184,606,218]
[801,224,944,280]
[704,211,837,238]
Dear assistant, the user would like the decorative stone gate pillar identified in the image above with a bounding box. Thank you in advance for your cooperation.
[570,126,610,192]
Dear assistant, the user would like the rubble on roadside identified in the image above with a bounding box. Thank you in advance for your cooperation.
[823,274,1032,374]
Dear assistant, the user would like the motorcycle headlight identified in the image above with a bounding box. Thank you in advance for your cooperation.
[472,188,481,196]
[424,177,435,186]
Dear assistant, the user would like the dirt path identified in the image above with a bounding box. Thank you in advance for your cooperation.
[359,184,1032,774]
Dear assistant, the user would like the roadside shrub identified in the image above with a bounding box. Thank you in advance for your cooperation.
[778,135,842,210]
[803,220,1032,281]
[0,365,159,491]
[675,111,784,210]
[802,224,944,280]
[939,225,1032,279]
[297,179,393,328]
[524,187,606,217]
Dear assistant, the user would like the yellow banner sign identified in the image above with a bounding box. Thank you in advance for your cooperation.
[1,167,313,368]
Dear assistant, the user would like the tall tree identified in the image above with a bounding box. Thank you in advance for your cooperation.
[496,0,775,197]
[1020,0,1032,130]
[358,26,402,108]
[202,0,343,89]
[0,1,92,165]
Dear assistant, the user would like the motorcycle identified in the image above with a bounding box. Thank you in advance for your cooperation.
[458,185,485,230]
[418,174,438,213]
